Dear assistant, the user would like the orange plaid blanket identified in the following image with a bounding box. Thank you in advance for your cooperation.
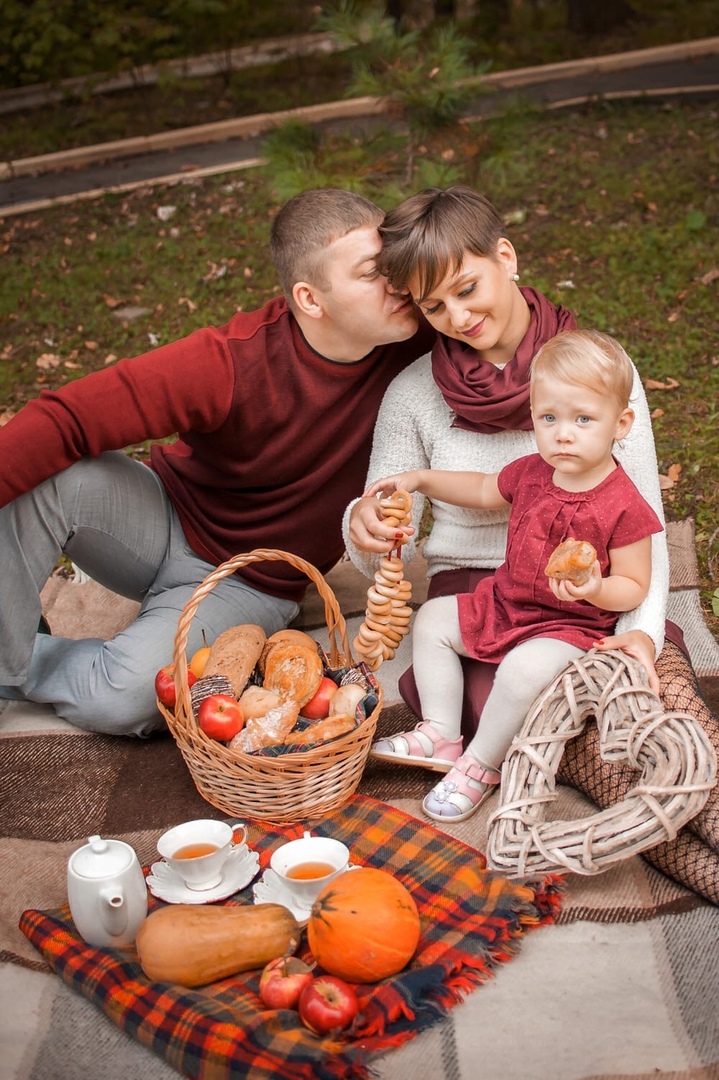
[20,795,562,1080]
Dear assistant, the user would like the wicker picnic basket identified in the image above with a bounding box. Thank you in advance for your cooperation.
[158,549,383,825]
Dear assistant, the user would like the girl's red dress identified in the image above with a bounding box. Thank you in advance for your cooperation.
[457,454,664,661]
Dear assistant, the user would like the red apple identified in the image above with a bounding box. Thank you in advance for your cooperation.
[259,956,315,1010]
[197,693,244,741]
[300,676,339,720]
[298,975,358,1036]
[154,664,197,708]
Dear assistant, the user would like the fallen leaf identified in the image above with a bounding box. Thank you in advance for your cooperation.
[650,407,664,419]
[659,463,682,490]
[35,353,60,370]
[699,267,719,285]
[104,294,122,308]
[84,341,97,350]
[644,377,680,391]
[178,296,197,313]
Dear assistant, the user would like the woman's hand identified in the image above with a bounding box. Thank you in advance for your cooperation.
[348,497,415,553]
[594,629,659,693]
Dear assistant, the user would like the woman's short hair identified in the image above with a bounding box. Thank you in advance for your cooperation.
[530,330,635,410]
[270,188,383,305]
[378,185,505,299]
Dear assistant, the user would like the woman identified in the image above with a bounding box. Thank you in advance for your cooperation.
[345,185,672,724]
[343,186,719,902]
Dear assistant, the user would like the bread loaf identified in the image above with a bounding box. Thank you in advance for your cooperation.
[204,624,266,697]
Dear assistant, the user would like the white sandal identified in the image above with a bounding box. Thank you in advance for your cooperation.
[422,753,501,822]
[370,720,463,773]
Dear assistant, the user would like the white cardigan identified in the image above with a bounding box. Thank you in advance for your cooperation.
[343,353,669,656]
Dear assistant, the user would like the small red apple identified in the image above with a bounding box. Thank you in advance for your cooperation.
[197,693,244,741]
[154,664,197,708]
[298,975,358,1035]
[300,676,339,720]
[259,955,315,1010]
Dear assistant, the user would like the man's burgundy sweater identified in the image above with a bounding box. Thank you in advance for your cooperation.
[0,298,432,600]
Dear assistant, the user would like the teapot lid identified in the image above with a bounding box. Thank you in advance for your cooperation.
[70,835,134,878]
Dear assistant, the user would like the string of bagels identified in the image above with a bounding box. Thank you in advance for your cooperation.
[353,489,414,672]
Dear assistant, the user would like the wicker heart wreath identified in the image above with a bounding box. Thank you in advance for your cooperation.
[486,649,716,876]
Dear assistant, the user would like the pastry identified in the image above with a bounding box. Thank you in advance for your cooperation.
[229,699,300,753]
[238,684,283,720]
[283,713,357,746]
[544,538,597,586]
[258,629,319,675]
[262,640,323,707]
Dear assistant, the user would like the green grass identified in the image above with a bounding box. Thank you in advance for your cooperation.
[1,95,717,631]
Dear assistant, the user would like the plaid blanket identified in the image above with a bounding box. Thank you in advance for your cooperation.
[20,795,562,1080]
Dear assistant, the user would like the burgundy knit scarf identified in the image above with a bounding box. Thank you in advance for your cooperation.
[431,286,577,434]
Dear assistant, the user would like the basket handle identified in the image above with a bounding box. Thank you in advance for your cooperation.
[171,549,354,700]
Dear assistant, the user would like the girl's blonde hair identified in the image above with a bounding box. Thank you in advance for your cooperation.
[530,329,634,410]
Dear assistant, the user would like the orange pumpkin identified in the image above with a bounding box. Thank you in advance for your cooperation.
[307,867,421,983]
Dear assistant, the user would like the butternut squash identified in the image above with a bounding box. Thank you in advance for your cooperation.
[135,902,301,987]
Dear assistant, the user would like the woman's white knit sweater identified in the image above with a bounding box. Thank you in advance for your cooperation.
[342,353,669,656]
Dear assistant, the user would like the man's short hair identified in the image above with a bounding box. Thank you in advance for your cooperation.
[270,188,384,305]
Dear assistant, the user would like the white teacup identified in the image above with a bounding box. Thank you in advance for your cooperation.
[157,819,247,891]
[270,831,350,907]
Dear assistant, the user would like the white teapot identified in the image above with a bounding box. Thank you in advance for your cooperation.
[67,835,148,948]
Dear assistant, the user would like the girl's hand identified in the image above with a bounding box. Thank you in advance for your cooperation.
[594,630,659,693]
[547,561,602,603]
[363,472,422,499]
[348,497,415,553]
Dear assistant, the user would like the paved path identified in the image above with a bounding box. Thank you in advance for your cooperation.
[1,40,717,217]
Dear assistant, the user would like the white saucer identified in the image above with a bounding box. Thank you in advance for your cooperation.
[147,845,261,904]
[252,864,358,924]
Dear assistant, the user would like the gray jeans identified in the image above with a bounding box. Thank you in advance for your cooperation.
[0,452,298,735]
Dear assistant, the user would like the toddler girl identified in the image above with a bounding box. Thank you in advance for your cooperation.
[365,329,664,823]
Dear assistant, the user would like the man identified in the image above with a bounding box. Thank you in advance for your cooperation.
[0,188,433,735]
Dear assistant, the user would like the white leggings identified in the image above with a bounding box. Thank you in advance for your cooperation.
[412,594,583,770]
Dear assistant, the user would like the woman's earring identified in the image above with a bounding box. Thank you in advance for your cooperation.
[511,272,520,282]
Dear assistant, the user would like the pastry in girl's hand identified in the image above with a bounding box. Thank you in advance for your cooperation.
[544,538,597,586]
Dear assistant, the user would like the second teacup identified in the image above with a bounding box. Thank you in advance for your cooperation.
[270,832,350,907]
[157,819,247,891]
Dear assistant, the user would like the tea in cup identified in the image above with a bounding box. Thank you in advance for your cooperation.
[157,819,247,891]
[270,832,349,907]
